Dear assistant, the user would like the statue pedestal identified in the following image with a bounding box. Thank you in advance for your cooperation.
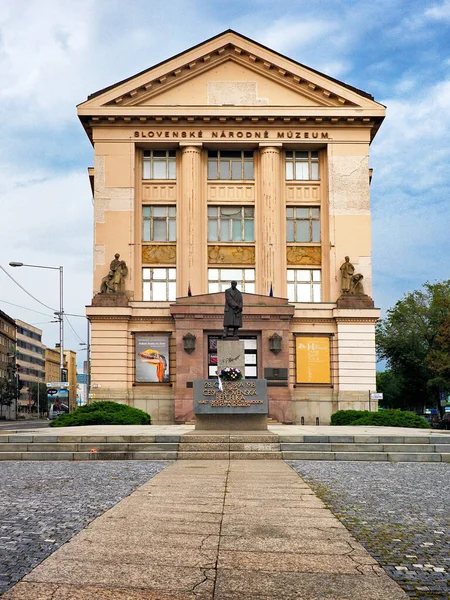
[336,294,375,309]
[91,292,129,307]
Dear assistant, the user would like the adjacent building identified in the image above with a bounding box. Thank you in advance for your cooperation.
[16,319,45,413]
[79,30,385,424]
[0,310,17,419]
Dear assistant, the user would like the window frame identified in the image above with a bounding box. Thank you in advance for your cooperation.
[286,206,321,243]
[207,206,255,242]
[142,205,176,242]
[287,268,322,303]
[207,150,254,180]
[285,150,320,181]
[142,267,176,301]
[208,268,255,294]
[142,150,176,180]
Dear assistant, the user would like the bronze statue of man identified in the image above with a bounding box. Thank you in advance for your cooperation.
[223,281,243,338]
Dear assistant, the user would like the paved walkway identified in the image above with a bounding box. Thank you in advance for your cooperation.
[1,423,448,438]
[3,460,408,600]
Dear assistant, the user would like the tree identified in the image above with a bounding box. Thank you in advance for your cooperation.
[427,316,450,389]
[29,383,49,415]
[0,377,18,417]
[376,281,450,412]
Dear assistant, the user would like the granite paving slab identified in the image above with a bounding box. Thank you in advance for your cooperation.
[3,460,408,600]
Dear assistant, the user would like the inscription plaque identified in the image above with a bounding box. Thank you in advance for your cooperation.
[194,379,268,415]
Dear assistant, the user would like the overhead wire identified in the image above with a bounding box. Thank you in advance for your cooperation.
[0,264,57,312]
[0,298,54,317]
[64,314,85,344]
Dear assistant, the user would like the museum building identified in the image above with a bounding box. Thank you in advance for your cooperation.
[79,30,385,424]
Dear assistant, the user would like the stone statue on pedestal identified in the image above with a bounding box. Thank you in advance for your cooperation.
[340,256,355,294]
[100,253,128,294]
[223,281,243,338]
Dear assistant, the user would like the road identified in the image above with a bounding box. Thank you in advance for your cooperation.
[0,419,50,430]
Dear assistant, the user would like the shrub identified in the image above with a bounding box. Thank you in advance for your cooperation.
[49,401,151,427]
[330,409,430,429]
[330,410,368,426]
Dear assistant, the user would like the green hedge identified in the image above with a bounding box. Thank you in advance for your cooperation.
[331,409,430,429]
[49,401,151,427]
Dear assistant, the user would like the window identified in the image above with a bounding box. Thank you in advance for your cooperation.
[143,206,176,241]
[143,150,176,180]
[143,268,176,301]
[208,206,254,242]
[286,207,320,242]
[208,268,255,293]
[285,151,319,180]
[208,335,258,379]
[287,269,321,302]
[208,150,254,180]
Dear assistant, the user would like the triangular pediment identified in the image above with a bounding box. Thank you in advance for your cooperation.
[79,31,383,113]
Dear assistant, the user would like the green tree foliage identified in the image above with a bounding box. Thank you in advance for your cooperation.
[0,377,18,416]
[29,383,49,414]
[376,281,450,411]
[427,316,450,386]
[331,409,430,429]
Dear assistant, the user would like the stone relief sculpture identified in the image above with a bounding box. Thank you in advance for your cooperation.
[100,253,128,294]
[286,246,321,265]
[339,256,355,294]
[142,245,176,264]
[223,281,243,338]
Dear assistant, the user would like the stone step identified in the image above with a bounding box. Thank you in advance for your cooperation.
[0,442,179,453]
[283,451,450,462]
[0,451,179,461]
[279,435,450,444]
[281,443,447,453]
[179,442,280,452]
[178,451,282,460]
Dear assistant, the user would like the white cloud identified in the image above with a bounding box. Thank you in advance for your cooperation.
[425,0,450,20]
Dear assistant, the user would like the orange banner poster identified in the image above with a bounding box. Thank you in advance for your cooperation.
[296,336,330,384]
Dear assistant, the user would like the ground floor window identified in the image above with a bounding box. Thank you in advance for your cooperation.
[287,269,321,302]
[208,268,255,293]
[208,335,258,378]
[142,268,176,301]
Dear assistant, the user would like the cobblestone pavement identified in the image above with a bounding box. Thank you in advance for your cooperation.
[0,461,171,594]
[288,461,450,600]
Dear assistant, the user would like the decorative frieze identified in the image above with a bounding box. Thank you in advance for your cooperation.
[208,245,255,264]
[287,246,321,265]
[142,245,176,264]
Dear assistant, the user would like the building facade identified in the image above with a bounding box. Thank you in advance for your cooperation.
[15,319,45,413]
[79,31,385,424]
[0,310,17,419]
[45,347,60,384]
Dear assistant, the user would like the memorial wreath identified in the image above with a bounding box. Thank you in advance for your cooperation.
[218,367,243,381]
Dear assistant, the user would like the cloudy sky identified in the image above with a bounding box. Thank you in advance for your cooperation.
[0,0,449,369]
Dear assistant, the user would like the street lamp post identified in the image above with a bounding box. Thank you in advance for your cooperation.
[9,262,64,383]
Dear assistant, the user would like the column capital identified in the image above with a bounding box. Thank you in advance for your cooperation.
[180,143,203,151]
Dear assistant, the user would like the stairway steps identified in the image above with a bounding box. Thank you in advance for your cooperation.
[0,432,449,461]
[0,451,178,461]
[283,451,450,462]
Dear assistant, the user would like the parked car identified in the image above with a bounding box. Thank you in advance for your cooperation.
[436,413,450,430]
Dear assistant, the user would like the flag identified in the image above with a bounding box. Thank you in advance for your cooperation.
[217,376,223,392]
[188,281,192,297]
[269,282,273,297]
